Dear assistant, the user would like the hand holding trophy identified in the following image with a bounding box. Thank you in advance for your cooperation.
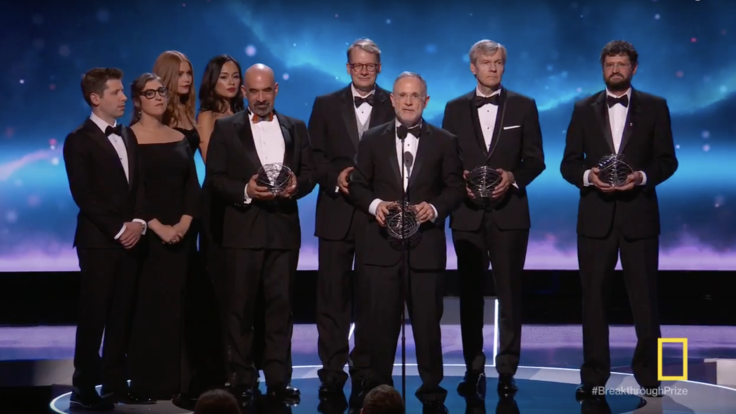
[465,166,503,207]
[257,163,295,197]
[595,154,638,191]
[385,201,420,241]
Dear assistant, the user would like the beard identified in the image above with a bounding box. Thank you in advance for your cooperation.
[605,74,631,92]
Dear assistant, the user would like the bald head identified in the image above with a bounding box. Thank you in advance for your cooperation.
[243,63,278,116]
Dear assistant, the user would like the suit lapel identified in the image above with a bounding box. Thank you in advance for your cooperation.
[383,123,402,187]
[486,89,507,160]
[618,89,639,154]
[234,113,263,171]
[369,87,392,128]
[120,126,134,190]
[277,113,295,170]
[84,119,129,185]
[466,91,488,156]
[407,122,430,190]
[339,87,360,150]
[592,92,616,154]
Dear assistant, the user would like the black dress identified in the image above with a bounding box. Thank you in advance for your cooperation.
[128,137,201,400]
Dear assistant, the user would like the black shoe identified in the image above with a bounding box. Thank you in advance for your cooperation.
[349,377,377,408]
[641,385,663,398]
[267,384,301,402]
[497,374,517,395]
[318,392,348,413]
[171,392,199,410]
[457,371,486,397]
[100,386,155,405]
[575,383,605,401]
[319,379,344,399]
[70,391,114,411]
[229,384,258,401]
[422,400,449,414]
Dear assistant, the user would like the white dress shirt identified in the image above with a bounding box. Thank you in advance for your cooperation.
[88,113,146,239]
[582,88,647,186]
[352,83,374,129]
[477,86,501,150]
[244,112,286,203]
[368,120,438,222]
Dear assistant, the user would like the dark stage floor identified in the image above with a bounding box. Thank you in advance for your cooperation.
[2,321,736,413]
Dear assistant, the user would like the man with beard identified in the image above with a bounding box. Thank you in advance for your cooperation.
[442,39,545,397]
[560,40,678,400]
[308,38,395,398]
[206,63,315,403]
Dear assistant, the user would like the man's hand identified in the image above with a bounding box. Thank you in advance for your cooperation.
[589,167,616,193]
[119,221,144,249]
[247,174,276,201]
[613,171,643,191]
[463,170,475,199]
[492,169,514,199]
[337,166,354,195]
[414,202,436,224]
[375,201,395,227]
[279,171,298,198]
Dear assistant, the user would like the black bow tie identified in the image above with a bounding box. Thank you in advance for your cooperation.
[607,94,629,108]
[105,125,122,137]
[354,94,374,107]
[397,124,421,139]
[475,94,500,107]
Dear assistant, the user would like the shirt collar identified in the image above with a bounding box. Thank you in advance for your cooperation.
[476,85,502,98]
[89,112,116,133]
[351,83,375,98]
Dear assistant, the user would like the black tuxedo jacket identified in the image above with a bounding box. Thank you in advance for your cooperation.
[442,88,546,232]
[205,110,315,250]
[560,88,678,239]
[308,84,395,240]
[349,121,465,269]
[62,118,148,248]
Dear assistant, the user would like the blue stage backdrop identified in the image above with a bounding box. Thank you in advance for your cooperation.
[1,0,734,272]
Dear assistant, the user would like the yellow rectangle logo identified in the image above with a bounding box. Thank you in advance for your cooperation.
[658,338,688,381]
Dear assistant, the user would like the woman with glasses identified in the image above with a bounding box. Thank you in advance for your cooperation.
[126,73,201,400]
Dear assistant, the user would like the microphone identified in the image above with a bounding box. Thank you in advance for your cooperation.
[403,151,414,176]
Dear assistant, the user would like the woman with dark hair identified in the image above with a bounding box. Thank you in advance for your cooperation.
[126,73,201,400]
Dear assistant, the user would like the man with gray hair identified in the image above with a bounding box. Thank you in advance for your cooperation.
[443,39,545,397]
[308,38,395,398]
[349,71,464,411]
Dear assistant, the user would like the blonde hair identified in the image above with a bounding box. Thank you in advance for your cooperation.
[152,50,196,128]
[347,38,381,63]
[469,39,508,64]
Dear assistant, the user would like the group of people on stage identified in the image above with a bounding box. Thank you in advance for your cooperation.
[62,36,677,413]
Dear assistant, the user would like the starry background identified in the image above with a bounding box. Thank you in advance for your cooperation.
[0,0,734,272]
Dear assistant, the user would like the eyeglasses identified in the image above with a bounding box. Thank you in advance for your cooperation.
[140,87,168,99]
[604,63,631,70]
[395,93,425,102]
[349,63,379,72]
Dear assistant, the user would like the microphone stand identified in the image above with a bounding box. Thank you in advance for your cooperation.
[398,136,410,403]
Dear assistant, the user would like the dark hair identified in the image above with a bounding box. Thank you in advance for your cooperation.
[198,55,245,114]
[192,389,240,414]
[81,67,123,106]
[600,40,639,66]
[362,385,404,414]
[129,72,163,126]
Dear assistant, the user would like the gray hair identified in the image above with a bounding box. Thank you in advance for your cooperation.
[469,39,507,64]
[347,38,381,63]
[393,71,427,95]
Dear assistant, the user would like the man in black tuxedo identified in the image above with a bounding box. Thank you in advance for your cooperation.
[560,40,678,399]
[62,67,154,410]
[206,63,315,402]
[350,72,465,410]
[308,38,395,396]
[442,39,546,397]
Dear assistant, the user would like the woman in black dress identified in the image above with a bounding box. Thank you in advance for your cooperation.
[127,73,201,400]
[153,51,226,401]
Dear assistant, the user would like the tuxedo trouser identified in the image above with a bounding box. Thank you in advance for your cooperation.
[316,210,369,385]
[452,211,528,375]
[578,203,661,387]
[225,248,297,387]
[365,262,446,400]
[73,248,141,394]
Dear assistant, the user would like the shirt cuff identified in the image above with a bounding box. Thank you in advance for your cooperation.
[334,185,339,193]
[429,204,438,223]
[368,198,383,216]
[583,169,592,187]
[132,219,147,235]
[114,225,126,240]
[638,171,647,186]
[244,184,253,204]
